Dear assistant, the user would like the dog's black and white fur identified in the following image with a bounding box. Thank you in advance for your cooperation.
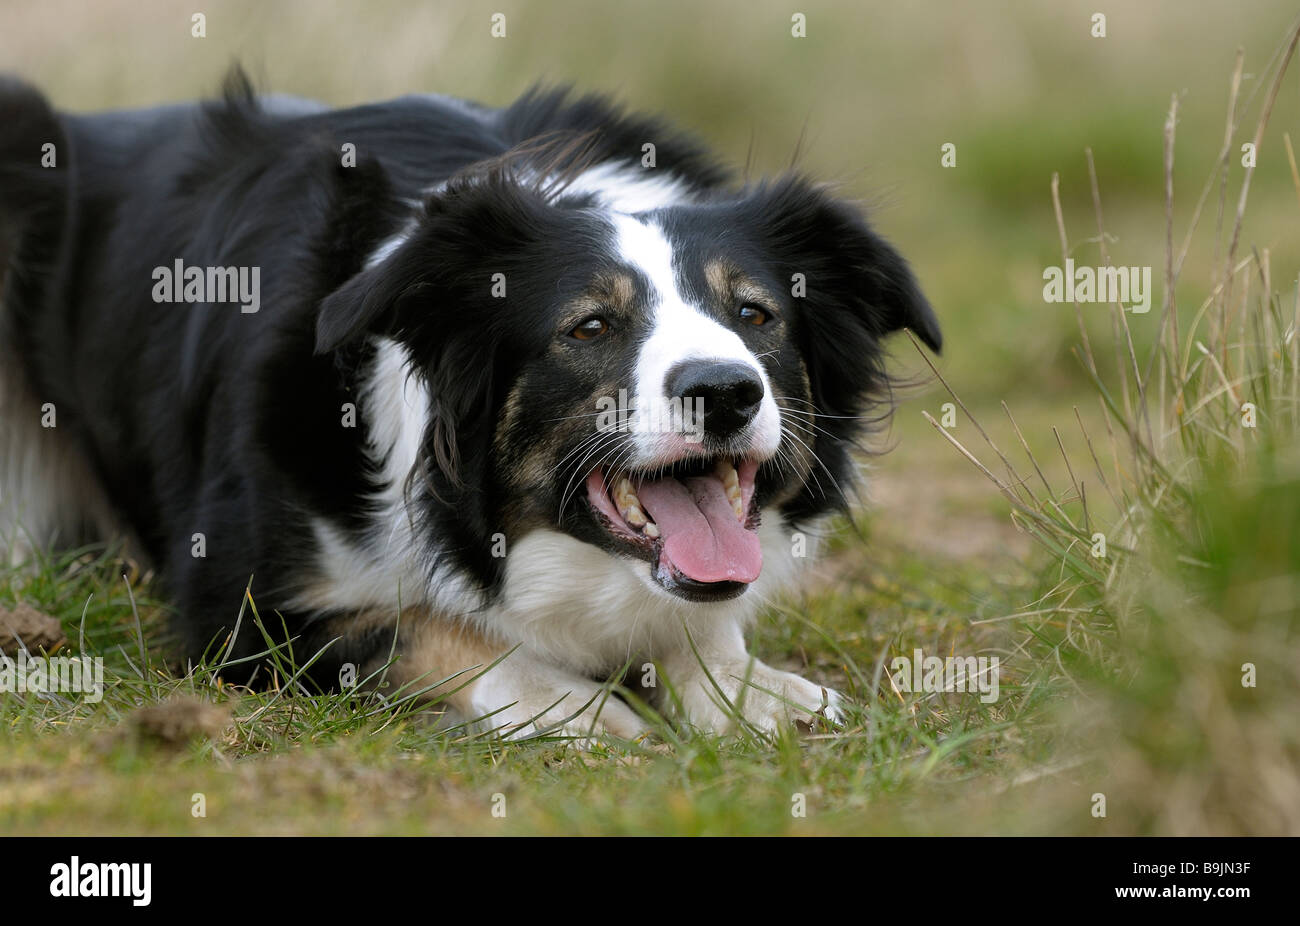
[0,72,940,737]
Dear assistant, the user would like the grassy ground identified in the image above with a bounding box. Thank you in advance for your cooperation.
[2,0,1299,835]
[5,502,1085,836]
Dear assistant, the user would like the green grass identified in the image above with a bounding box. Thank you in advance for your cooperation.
[2,526,1068,835]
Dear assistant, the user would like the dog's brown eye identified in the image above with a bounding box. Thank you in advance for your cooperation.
[570,316,609,340]
[739,304,771,326]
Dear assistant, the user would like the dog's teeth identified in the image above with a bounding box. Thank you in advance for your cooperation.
[716,459,744,521]
[613,475,649,527]
[610,473,660,538]
[611,474,638,510]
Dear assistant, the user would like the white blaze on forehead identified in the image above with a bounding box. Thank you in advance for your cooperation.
[562,162,694,213]
[611,214,782,465]
[364,163,688,271]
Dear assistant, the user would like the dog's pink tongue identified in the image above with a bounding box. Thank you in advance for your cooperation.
[635,475,761,584]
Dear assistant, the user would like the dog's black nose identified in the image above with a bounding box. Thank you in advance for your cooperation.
[667,360,765,438]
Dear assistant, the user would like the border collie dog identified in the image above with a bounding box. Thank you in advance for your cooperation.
[0,72,940,738]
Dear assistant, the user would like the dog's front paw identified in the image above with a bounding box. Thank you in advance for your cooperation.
[468,666,650,744]
[669,660,846,734]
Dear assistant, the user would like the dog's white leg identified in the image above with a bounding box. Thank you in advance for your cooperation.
[657,618,845,733]
[376,612,651,742]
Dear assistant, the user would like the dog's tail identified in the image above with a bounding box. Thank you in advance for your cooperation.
[0,78,81,565]
[0,76,70,316]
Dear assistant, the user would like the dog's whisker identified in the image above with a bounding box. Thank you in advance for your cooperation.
[776,402,849,444]
[556,431,628,518]
[551,429,610,471]
[779,422,837,501]
[778,412,839,444]
[772,395,872,421]
[541,409,624,423]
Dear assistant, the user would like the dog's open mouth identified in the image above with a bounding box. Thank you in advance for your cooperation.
[584,457,761,601]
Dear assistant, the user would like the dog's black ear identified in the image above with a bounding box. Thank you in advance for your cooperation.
[315,245,425,355]
[315,173,552,355]
[753,176,940,354]
[744,176,940,425]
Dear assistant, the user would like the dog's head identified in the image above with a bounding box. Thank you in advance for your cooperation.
[316,168,940,604]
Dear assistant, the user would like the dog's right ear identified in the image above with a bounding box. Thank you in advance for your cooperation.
[315,171,551,355]
[314,238,433,355]
[315,262,395,355]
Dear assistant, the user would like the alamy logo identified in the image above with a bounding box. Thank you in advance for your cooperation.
[1042,259,1152,314]
[890,648,1000,703]
[152,259,261,313]
[0,654,104,703]
[49,856,151,906]
[596,389,705,443]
